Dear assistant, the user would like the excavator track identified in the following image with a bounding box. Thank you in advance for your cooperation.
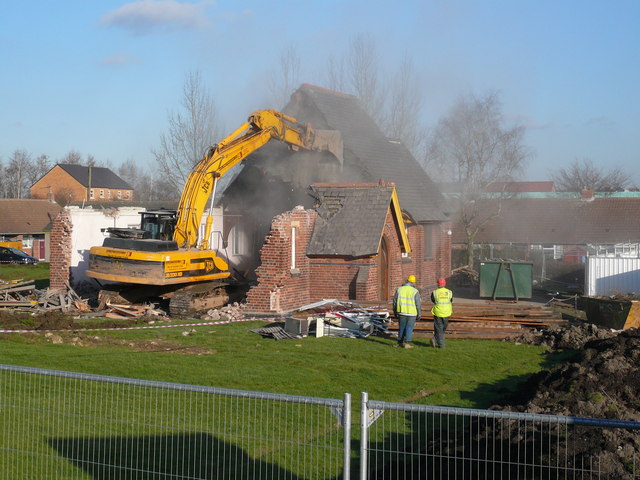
[169,281,230,317]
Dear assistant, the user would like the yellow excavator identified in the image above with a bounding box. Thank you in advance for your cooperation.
[86,110,343,314]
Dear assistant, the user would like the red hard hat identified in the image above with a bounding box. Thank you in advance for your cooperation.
[437,277,446,286]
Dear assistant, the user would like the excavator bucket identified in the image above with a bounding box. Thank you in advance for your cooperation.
[310,129,344,166]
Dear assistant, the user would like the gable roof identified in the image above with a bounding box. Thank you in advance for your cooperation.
[307,182,409,256]
[451,197,640,245]
[0,199,62,234]
[57,164,133,190]
[284,84,449,223]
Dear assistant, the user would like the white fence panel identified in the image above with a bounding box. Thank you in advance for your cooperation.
[585,256,640,296]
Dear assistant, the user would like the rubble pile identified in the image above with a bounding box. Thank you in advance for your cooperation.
[201,302,244,321]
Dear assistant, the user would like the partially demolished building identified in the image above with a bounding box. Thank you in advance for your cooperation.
[222,84,452,312]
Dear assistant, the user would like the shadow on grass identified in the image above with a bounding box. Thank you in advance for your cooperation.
[355,349,583,479]
[48,433,304,479]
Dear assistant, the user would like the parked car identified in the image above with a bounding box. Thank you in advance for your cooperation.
[0,247,39,265]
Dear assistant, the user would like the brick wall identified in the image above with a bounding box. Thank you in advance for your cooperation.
[245,206,452,314]
[30,166,86,202]
[245,207,315,313]
[49,208,73,289]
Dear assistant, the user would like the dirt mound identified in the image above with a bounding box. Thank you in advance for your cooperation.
[494,328,640,476]
[507,329,640,419]
[507,321,616,350]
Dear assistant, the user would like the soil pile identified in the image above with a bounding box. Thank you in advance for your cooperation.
[508,321,617,350]
[494,327,640,477]
[506,328,640,420]
[395,326,640,478]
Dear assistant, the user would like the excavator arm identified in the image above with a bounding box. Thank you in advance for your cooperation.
[173,109,343,249]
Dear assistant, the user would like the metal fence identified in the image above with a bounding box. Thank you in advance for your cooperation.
[3,364,640,480]
[0,364,351,480]
[360,392,640,479]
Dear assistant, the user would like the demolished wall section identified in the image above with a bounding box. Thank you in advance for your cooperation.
[49,208,73,289]
[245,207,315,313]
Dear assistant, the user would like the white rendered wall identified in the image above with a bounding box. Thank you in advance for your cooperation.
[585,256,640,296]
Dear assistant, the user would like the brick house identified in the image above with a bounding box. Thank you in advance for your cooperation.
[30,164,134,204]
[222,84,451,310]
[0,199,61,260]
[246,182,417,312]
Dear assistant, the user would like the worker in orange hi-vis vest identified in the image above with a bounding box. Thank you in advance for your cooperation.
[430,277,453,348]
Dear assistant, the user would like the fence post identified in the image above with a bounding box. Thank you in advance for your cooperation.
[360,391,368,480]
[343,392,351,480]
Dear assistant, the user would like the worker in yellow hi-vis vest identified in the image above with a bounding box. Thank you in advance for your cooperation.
[392,275,422,349]
[430,277,453,348]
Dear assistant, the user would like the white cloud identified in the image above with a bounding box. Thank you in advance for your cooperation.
[100,0,214,35]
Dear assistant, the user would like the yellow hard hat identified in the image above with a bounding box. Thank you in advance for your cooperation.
[407,275,417,283]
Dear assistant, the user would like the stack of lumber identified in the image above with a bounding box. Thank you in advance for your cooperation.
[388,301,566,340]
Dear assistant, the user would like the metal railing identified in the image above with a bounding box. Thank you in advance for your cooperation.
[360,392,640,479]
[0,364,351,479]
[3,364,640,479]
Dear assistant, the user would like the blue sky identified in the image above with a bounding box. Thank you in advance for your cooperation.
[1,0,639,185]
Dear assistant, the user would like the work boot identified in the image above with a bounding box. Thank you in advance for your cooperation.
[403,343,414,349]
[430,337,437,348]
[393,343,402,348]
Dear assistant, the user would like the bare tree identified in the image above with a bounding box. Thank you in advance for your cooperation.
[325,55,346,92]
[382,56,424,156]
[0,158,7,198]
[552,158,632,192]
[153,70,222,198]
[27,154,51,188]
[118,159,177,201]
[5,149,33,198]
[268,46,302,108]
[59,150,83,164]
[345,33,386,123]
[427,91,530,269]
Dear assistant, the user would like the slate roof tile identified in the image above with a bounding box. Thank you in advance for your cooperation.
[58,164,133,190]
[0,199,62,234]
[285,84,449,223]
[308,184,394,256]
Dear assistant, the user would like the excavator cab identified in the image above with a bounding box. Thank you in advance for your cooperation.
[140,210,177,241]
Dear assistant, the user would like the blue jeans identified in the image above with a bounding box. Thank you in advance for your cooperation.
[397,314,417,344]
[433,316,449,348]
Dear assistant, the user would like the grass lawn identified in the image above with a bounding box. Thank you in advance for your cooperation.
[0,319,562,407]
[0,317,567,478]
[0,262,50,289]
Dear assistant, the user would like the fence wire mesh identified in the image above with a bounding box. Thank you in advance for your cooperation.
[361,394,640,480]
[0,364,349,480]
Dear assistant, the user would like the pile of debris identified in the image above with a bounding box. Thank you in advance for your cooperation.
[250,300,392,340]
[0,280,90,313]
[201,303,244,322]
[449,266,479,287]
